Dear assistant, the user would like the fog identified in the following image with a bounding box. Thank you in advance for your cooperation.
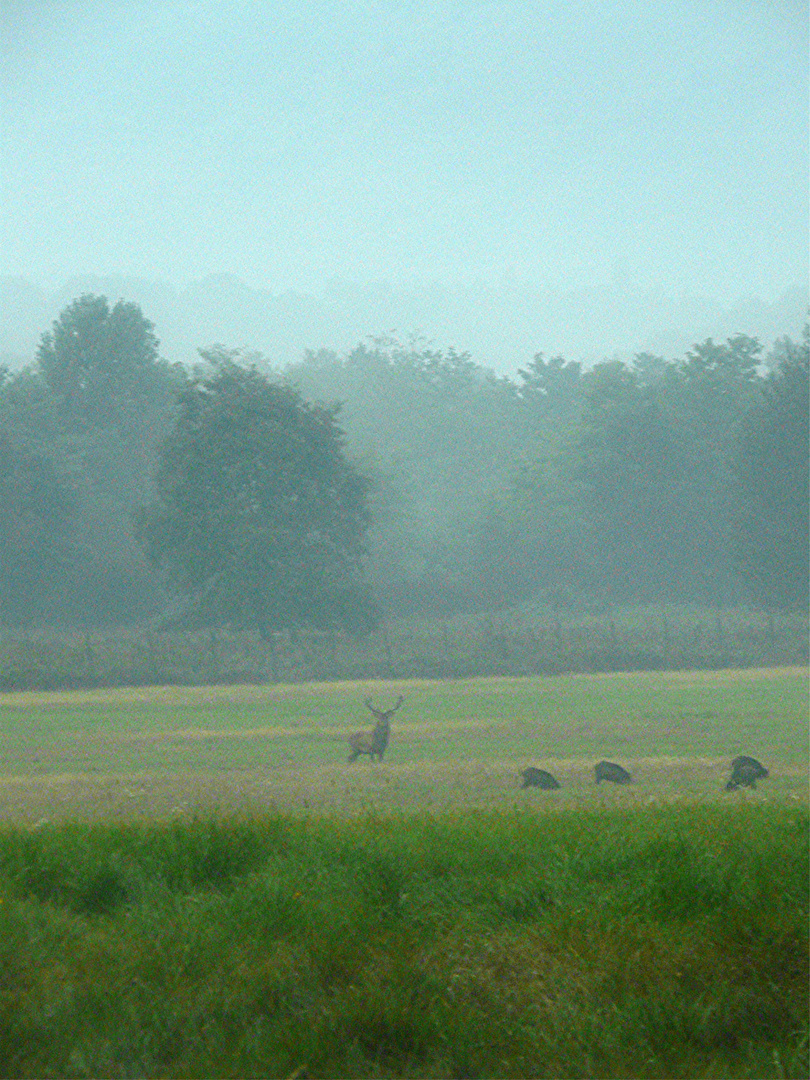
[1,1,808,660]
[2,0,808,374]
[2,274,808,375]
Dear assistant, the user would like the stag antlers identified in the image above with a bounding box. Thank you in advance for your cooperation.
[364,695,405,722]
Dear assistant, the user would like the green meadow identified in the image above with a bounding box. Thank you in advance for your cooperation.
[0,666,806,820]
[0,667,807,1078]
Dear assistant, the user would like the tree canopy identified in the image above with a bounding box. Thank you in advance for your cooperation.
[1,297,807,630]
[734,337,810,608]
[0,295,185,626]
[0,434,76,624]
[36,294,163,426]
[136,355,377,637]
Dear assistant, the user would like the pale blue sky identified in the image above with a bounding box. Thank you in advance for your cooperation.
[2,0,807,302]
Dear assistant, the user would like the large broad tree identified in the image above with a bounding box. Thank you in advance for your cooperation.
[136,354,377,637]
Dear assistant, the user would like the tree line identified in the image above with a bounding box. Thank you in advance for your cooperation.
[1,294,807,636]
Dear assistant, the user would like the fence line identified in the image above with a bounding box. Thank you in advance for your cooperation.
[0,609,807,692]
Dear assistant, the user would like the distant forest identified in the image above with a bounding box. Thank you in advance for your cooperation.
[1,294,807,634]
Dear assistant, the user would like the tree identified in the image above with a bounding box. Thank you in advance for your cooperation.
[476,441,593,610]
[515,352,583,430]
[35,293,184,503]
[136,355,377,637]
[14,295,185,623]
[682,334,763,382]
[574,361,697,601]
[678,335,764,452]
[36,294,163,426]
[733,335,809,609]
[284,337,531,615]
[0,434,76,624]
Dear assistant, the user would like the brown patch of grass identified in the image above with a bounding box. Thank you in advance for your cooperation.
[116,717,513,744]
[655,665,809,684]
[1,754,806,825]
[1,668,805,825]
[0,677,422,710]
[2,665,800,711]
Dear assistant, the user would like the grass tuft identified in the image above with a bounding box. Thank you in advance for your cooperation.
[0,803,806,1078]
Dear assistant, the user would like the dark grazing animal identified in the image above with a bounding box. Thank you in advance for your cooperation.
[725,755,769,791]
[520,767,560,790]
[348,696,404,762]
[594,760,632,785]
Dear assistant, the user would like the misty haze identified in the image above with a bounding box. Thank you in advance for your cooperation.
[2,0,808,662]
[1,5,808,1077]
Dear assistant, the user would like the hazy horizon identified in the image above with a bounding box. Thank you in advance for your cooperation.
[2,0,807,313]
[2,271,807,376]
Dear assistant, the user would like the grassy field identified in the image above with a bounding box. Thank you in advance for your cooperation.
[0,804,807,1079]
[0,666,806,821]
[0,667,807,1078]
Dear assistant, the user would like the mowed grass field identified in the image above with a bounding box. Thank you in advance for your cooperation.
[0,666,807,821]
[0,666,807,1078]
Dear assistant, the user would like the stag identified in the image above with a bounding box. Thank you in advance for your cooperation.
[348,696,404,762]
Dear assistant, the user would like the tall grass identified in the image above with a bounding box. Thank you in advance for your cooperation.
[1,804,807,1078]
[1,605,807,691]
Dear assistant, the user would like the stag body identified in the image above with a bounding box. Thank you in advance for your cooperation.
[348,696,404,762]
